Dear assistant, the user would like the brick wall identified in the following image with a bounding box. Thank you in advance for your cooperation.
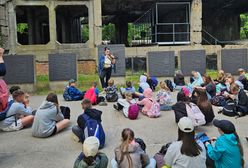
[36,60,97,76]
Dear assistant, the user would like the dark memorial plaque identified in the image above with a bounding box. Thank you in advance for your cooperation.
[98,44,125,76]
[221,49,248,75]
[180,50,206,76]
[147,51,175,77]
[4,55,35,84]
[49,53,77,81]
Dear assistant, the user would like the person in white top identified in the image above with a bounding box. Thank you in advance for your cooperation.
[164,117,206,168]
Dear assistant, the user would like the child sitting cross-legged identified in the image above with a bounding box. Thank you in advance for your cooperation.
[0,90,34,132]
[84,82,106,105]
[72,98,105,149]
[156,81,173,111]
[113,92,139,120]
[63,79,84,101]
[105,79,118,102]
[32,93,70,138]
[137,88,160,118]
[73,136,108,168]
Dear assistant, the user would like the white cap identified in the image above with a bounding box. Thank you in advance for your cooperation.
[83,136,100,157]
[178,117,194,133]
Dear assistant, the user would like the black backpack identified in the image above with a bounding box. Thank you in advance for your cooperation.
[222,99,238,117]
[165,79,174,92]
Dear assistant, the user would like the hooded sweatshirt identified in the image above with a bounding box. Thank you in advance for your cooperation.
[206,134,242,168]
[77,108,102,130]
[73,152,108,168]
[114,142,150,168]
[32,101,64,138]
[139,75,150,93]
[137,88,153,114]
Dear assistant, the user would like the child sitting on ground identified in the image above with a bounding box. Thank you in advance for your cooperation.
[237,68,248,91]
[8,86,21,102]
[0,90,34,132]
[120,81,142,99]
[226,83,248,116]
[32,93,70,138]
[137,88,160,118]
[156,81,173,111]
[105,79,118,102]
[138,75,150,93]
[144,73,158,91]
[63,79,84,101]
[72,99,105,149]
[84,82,106,105]
[111,128,156,168]
[73,136,108,168]
[113,92,138,118]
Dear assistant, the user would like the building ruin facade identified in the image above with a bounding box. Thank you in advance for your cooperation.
[0,0,248,75]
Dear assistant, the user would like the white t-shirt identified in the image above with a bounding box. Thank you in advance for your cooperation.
[164,140,206,168]
[104,56,112,68]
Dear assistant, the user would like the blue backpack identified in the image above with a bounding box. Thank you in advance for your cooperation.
[63,86,72,101]
[83,114,105,149]
[0,100,14,121]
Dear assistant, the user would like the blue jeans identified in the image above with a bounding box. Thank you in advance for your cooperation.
[111,158,156,168]
[160,104,172,111]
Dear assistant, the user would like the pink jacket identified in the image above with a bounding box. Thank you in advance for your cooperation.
[137,88,153,114]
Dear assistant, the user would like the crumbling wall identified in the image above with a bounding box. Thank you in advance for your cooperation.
[0,1,9,48]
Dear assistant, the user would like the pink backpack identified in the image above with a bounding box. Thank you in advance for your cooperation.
[147,99,160,118]
[186,103,206,126]
[0,79,8,112]
[128,103,139,120]
[84,87,97,104]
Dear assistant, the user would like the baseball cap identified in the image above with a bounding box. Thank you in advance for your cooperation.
[238,68,245,72]
[68,79,76,84]
[83,137,100,157]
[213,119,236,134]
[178,117,194,133]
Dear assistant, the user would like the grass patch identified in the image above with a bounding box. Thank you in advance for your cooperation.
[35,70,218,95]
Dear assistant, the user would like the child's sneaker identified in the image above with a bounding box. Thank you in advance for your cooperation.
[71,132,80,142]
[98,101,108,106]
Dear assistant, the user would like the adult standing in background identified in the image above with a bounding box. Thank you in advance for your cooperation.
[98,47,116,89]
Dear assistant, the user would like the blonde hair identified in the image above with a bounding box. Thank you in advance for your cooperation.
[230,83,240,93]
[160,81,170,91]
[217,70,225,83]
[125,92,133,101]
[225,73,234,84]
[108,78,114,86]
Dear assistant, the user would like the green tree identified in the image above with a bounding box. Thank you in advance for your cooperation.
[17,23,28,34]
[81,24,89,43]
[240,13,248,39]
[102,23,115,42]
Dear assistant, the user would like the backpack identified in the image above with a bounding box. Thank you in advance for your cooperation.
[210,95,226,106]
[128,103,139,120]
[63,86,72,101]
[186,103,206,126]
[147,99,160,118]
[83,114,105,149]
[106,93,118,102]
[165,80,174,92]
[222,99,238,117]
[84,87,97,104]
[0,79,9,111]
[0,100,14,121]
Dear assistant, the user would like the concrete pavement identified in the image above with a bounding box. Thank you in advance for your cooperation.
[0,93,248,168]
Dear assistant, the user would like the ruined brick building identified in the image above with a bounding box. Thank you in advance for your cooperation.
[0,0,248,74]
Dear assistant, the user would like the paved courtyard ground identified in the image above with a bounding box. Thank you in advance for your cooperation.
[0,92,248,168]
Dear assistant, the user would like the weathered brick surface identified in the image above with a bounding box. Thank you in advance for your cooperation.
[78,60,96,75]
[36,62,49,75]
[36,60,97,76]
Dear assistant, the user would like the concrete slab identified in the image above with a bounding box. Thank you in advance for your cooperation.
[0,92,248,168]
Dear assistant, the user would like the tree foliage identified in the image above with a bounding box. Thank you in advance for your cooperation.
[240,13,248,39]
[17,23,28,34]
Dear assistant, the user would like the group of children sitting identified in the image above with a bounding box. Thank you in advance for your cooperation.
[0,46,247,168]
